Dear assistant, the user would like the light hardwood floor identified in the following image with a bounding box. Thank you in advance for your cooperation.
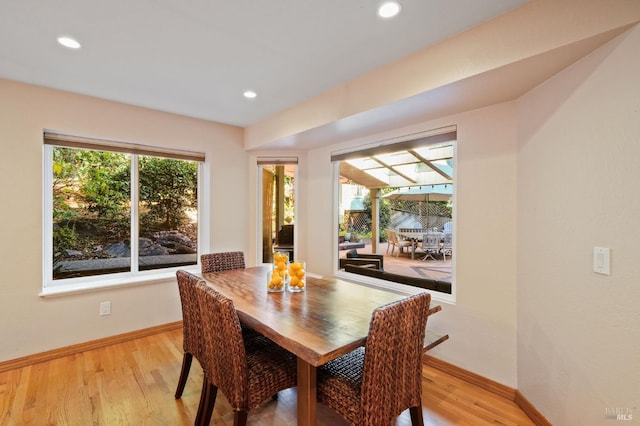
[0,328,534,425]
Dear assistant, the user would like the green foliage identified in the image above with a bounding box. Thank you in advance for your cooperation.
[282,174,295,223]
[363,192,391,242]
[53,225,77,252]
[139,156,198,230]
[53,147,130,222]
[83,152,130,220]
[51,148,197,257]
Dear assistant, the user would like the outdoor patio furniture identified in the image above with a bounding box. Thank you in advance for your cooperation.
[343,264,452,294]
[420,233,441,261]
[442,233,453,261]
[339,249,384,270]
[385,229,413,257]
[273,224,294,259]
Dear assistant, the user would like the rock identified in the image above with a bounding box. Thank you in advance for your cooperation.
[139,238,169,256]
[105,241,130,257]
[173,244,197,254]
[64,249,83,257]
[153,231,194,248]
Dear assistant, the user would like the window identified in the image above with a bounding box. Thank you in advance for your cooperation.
[333,128,456,295]
[43,133,204,291]
[258,158,298,263]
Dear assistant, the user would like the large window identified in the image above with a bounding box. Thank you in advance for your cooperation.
[334,129,456,295]
[43,133,203,290]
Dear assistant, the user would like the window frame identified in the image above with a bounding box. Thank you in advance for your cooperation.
[256,157,299,264]
[42,134,205,296]
[332,127,456,304]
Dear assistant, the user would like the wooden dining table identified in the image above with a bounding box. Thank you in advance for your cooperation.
[200,265,446,426]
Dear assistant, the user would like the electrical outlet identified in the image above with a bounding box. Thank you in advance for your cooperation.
[100,301,111,316]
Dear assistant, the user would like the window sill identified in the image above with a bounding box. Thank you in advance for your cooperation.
[334,269,455,305]
[39,266,200,298]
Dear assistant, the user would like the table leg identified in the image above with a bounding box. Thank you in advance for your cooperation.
[296,357,317,426]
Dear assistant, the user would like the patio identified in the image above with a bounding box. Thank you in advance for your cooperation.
[339,240,452,282]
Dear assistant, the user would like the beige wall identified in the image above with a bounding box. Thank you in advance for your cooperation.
[517,26,640,425]
[297,102,519,387]
[0,79,248,362]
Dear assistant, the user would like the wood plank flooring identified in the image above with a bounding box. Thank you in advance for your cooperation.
[0,328,534,425]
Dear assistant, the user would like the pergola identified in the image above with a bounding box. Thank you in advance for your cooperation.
[338,140,454,253]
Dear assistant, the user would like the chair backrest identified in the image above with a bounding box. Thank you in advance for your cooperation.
[443,233,452,249]
[176,270,206,361]
[443,221,452,234]
[422,233,440,250]
[277,224,294,245]
[385,229,398,244]
[360,292,431,425]
[195,281,249,408]
[201,251,245,273]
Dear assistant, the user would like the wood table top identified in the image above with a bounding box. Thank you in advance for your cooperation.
[201,265,411,366]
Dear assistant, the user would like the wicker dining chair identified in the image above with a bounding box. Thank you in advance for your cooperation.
[317,292,432,426]
[200,251,245,273]
[194,281,297,426]
[200,251,259,341]
[174,270,207,399]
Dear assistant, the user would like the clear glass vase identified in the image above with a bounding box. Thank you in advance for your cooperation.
[287,260,306,292]
[267,266,285,292]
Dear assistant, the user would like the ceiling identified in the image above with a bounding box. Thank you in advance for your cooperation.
[340,141,454,189]
[0,0,529,128]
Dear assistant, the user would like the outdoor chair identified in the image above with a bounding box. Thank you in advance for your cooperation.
[339,249,384,270]
[384,229,396,254]
[194,281,298,426]
[385,229,412,257]
[174,270,207,399]
[317,292,432,426]
[420,233,441,261]
[442,233,453,261]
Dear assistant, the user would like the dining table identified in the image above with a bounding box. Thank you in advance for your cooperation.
[396,229,424,259]
[200,265,446,426]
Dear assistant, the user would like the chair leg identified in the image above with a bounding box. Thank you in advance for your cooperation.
[174,352,193,399]
[195,379,208,426]
[196,381,218,426]
[233,410,248,426]
[409,406,424,426]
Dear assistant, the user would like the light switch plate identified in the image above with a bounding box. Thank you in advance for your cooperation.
[593,247,610,275]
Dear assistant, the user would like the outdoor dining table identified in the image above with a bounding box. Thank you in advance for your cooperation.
[200,265,444,426]
[396,229,424,259]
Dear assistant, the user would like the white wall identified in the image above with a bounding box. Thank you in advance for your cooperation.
[0,79,248,362]
[517,27,640,425]
[302,101,520,387]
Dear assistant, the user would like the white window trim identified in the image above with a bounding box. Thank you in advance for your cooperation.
[41,141,205,297]
[331,126,457,302]
[255,157,299,265]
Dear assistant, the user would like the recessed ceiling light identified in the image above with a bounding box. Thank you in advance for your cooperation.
[57,36,81,49]
[243,90,257,99]
[378,1,401,18]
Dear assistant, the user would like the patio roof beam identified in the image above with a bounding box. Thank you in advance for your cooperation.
[407,149,452,181]
[371,156,417,185]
